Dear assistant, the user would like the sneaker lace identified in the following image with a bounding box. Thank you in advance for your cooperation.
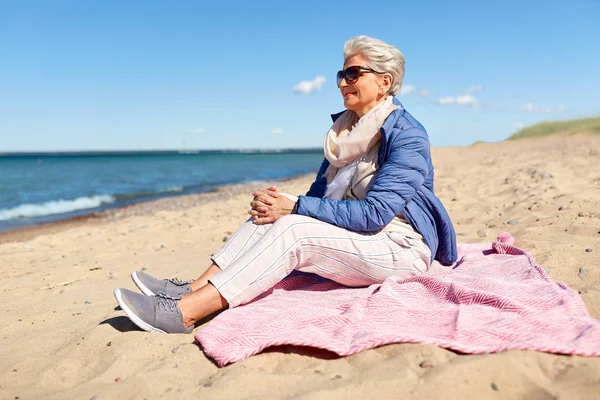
[156,291,181,312]
[167,278,192,286]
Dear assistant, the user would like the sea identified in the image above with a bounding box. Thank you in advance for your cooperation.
[0,149,324,232]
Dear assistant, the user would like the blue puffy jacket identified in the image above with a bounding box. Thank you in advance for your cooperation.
[295,97,458,265]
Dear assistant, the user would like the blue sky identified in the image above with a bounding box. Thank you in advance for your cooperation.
[1,0,599,151]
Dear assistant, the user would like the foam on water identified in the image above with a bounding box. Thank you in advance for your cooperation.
[159,186,183,193]
[0,195,116,221]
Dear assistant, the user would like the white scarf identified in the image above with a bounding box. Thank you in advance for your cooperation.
[323,96,399,200]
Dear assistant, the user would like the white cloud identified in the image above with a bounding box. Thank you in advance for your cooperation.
[438,94,478,106]
[271,128,284,135]
[188,128,204,134]
[418,89,430,98]
[456,94,478,105]
[437,85,482,107]
[292,76,326,95]
[521,103,565,114]
[438,96,455,105]
[399,84,415,95]
[522,103,536,112]
[513,122,525,130]
[465,85,483,95]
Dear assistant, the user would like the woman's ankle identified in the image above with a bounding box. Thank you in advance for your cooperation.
[178,284,228,327]
[190,264,223,291]
[182,315,197,329]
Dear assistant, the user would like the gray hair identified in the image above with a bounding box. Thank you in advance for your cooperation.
[343,36,405,96]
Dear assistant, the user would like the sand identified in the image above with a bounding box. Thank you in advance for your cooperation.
[1,133,599,399]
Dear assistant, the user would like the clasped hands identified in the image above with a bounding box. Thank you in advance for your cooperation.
[248,185,296,225]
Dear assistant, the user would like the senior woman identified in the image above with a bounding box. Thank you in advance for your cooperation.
[114,35,458,334]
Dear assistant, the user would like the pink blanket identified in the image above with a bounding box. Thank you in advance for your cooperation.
[195,233,600,366]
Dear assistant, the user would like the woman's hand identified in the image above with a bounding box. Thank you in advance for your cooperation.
[253,185,279,201]
[248,186,279,221]
[249,186,296,225]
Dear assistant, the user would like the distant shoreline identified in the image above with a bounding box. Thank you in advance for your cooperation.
[0,148,323,157]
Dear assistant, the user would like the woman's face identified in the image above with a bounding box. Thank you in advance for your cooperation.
[339,54,390,117]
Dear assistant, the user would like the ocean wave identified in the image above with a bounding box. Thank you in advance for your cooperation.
[159,186,183,193]
[0,195,116,221]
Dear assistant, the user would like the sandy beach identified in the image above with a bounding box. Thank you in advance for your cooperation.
[1,133,599,399]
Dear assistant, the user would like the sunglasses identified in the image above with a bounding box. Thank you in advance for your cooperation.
[336,65,382,87]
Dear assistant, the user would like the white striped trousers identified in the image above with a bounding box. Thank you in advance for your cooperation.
[209,214,431,307]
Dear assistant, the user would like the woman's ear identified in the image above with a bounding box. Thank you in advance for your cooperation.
[378,74,392,95]
[384,74,393,91]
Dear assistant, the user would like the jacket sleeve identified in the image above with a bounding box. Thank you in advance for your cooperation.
[304,157,330,198]
[296,129,429,231]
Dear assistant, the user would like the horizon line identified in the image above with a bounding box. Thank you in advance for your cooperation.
[0,147,325,157]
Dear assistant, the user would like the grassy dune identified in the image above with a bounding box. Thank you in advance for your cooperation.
[508,116,600,140]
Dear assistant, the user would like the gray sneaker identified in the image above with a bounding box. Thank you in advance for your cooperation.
[113,288,193,334]
[131,270,192,298]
